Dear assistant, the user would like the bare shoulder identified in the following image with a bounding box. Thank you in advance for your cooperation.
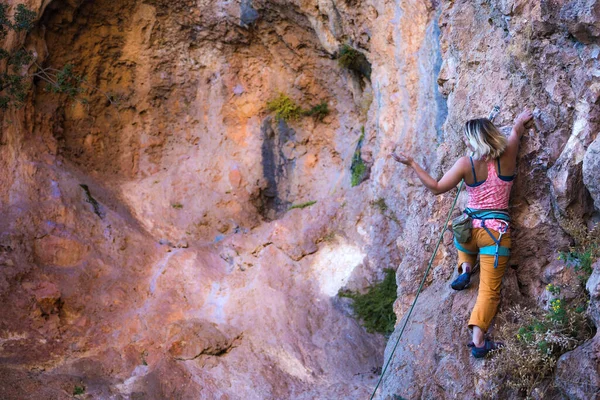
[456,155,470,170]
[451,155,471,177]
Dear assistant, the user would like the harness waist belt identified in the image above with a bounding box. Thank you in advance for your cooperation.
[464,208,510,222]
[454,238,511,257]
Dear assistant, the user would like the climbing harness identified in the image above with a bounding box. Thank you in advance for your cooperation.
[369,106,502,399]
[455,208,511,268]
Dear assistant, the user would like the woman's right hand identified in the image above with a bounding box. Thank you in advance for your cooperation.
[515,108,533,127]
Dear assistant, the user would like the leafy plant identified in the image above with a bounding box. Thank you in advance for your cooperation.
[303,101,329,122]
[339,268,397,335]
[559,247,595,283]
[11,4,36,31]
[266,93,303,122]
[0,5,119,110]
[47,64,84,97]
[546,283,561,296]
[0,4,35,38]
[0,4,37,109]
[266,94,329,123]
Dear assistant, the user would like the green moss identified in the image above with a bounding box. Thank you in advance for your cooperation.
[370,197,401,225]
[351,159,366,187]
[337,44,372,80]
[266,93,303,122]
[288,200,317,210]
[339,269,397,335]
[350,127,368,187]
[371,198,388,213]
[73,386,85,395]
[303,101,329,122]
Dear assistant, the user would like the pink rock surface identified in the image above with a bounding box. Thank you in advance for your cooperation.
[0,0,598,398]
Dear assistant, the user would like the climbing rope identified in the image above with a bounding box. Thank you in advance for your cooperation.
[368,179,464,400]
[369,106,500,399]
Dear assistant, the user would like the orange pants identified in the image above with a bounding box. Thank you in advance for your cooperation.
[456,228,511,332]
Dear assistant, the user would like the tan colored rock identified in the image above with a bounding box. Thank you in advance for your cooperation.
[33,236,89,267]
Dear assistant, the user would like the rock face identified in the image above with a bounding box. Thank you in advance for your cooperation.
[0,0,598,399]
[376,1,600,399]
[554,261,600,399]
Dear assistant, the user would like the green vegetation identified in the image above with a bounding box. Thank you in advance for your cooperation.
[370,197,400,225]
[172,203,184,209]
[0,4,36,109]
[556,216,599,283]
[0,4,36,37]
[46,64,84,97]
[350,127,368,187]
[339,268,397,335]
[266,93,330,123]
[351,157,366,187]
[337,44,372,80]
[288,200,317,210]
[546,283,561,296]
[73,385,85,395]
[486,298,594,397]
[266,94,303,122]
[485,218,598,396]
[559,247,596,284]
[0,4,119,110]
[303,101,329,122]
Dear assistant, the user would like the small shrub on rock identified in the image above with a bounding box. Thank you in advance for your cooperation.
[0,5,95,109]
[266,94,330,123]
[559,247,596,284]
[303,101,329,122]
[485,297,594,397]
[558,217,599,283]
[266,93,303,122]
[339,268,397,335]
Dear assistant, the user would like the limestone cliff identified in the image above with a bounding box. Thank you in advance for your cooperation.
[0,0,598,399]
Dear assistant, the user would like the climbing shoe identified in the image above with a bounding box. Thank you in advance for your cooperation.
[469,339,503,358]
[451,272,471,291]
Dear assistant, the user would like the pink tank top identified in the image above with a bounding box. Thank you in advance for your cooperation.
[465,158,514,232]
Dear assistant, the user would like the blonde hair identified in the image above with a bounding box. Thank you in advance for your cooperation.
[464,118,507,160]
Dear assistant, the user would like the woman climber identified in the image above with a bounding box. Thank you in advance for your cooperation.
[390,109,533,358]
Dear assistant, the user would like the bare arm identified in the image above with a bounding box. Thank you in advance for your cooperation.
[505,108,533,161]
[391,151,466,195]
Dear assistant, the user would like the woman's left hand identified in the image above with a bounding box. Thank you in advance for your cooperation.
[390,149,414,166]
